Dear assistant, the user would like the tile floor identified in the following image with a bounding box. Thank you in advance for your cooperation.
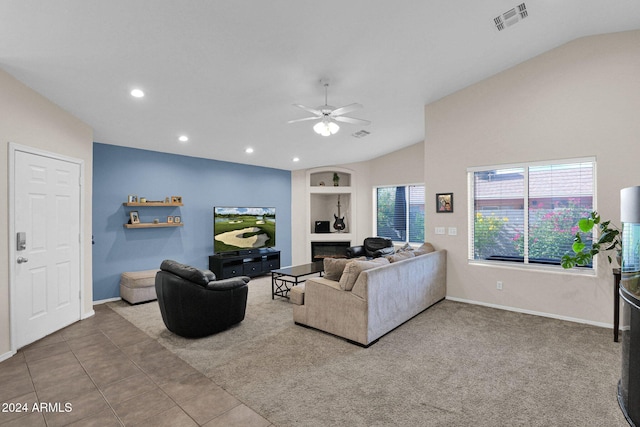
[0,305,272,426]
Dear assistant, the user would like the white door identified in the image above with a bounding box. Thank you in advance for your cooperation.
[12,148,82,349]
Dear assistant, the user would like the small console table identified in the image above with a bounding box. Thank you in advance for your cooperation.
[209,249,280,280]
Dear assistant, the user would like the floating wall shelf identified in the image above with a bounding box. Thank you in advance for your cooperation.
[123,202,183,207]
[123,222,184,229]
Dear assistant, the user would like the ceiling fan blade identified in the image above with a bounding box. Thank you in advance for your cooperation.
[287,116,321,124]
[330,103,363,116]
[333,116,371,126]
[293,104,323,116]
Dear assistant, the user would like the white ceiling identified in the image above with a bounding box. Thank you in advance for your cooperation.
[2,1,640,171]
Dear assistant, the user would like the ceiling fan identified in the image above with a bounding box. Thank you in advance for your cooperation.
[288,80,370,136]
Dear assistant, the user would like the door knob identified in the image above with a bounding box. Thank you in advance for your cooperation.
[17,257,28,264]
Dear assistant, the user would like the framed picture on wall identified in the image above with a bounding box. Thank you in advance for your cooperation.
[127,195,138,203]
[167,216,174,223]
[436,193,453,213]
[174,216,181,224]
[171,196,182,204]
[129,211,140,224]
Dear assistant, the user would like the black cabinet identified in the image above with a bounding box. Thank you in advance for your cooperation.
[209,250,280,279]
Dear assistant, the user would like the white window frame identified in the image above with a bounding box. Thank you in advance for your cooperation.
[373,183,425,245]
[467,157,597,272]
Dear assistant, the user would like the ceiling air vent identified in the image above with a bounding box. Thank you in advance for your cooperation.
[352,130,370,138]
[494,3,528,31]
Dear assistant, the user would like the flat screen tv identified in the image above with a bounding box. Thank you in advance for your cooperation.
[214,207,276,253]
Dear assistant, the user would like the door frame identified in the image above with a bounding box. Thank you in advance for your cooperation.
[8,142,86,353]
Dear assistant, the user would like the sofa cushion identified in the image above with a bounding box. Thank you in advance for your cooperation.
[323,257,364,281]
[339,257,389,291]
[386,251,415,263]
[160,259,211,287]
[414,242,436,256]
[203,269,217,282]
[290,284,305,305]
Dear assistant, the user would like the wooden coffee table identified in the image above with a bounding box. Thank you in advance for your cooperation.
[271,261,323,299]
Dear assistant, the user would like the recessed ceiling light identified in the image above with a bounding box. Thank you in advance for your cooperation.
[292,157,300,162]
[130,88,145,98]
[245,147,254,154]
[178,135,189,143]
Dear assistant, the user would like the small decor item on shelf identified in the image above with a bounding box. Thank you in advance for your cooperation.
[319,181,325,186]
[165,197,170,203]
[333,173,340,186]
[174,216,181,224]
[167,216,174,223]
[129,211,140,224]
[140,197,147,203]
[127,195,138,203]
[153,218,159,224]
[171,196,182,204]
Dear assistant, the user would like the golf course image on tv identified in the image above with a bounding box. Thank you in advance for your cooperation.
[213,207,276,253]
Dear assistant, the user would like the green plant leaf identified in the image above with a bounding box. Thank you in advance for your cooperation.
[599,230,618,245]
[561,255,575,269]
[578,218,595,233]
[575,252,593,265]
[604,242,619,251]
[572,242,585,254]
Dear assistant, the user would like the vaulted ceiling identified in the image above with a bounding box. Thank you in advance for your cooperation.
[2,1,639,170]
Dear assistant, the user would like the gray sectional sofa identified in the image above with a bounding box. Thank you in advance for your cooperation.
[291,249,447,346]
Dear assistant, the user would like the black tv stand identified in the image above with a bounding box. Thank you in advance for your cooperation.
[209,249,280,279]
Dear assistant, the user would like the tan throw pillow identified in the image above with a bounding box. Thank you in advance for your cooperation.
[414,242,436,256]
[338,258,390,291]
[323,257,364,281]
[386,251,415,263]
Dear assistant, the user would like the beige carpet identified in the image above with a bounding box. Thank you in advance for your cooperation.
[108,275,627,426]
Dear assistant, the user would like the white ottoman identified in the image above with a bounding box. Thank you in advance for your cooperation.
[120,269,159,304]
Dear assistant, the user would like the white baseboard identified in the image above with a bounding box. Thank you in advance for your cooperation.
[81,309,95,320]
[446,296,612,329]
[92,297,121,305]
[0,350,17,363]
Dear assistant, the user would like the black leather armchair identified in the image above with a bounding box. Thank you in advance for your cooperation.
[346,237,395,259]
[155,260,250,338]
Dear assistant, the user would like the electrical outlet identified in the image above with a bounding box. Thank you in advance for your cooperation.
[435,227,445,235]
[497,281,503,290]
[448,227,457,236]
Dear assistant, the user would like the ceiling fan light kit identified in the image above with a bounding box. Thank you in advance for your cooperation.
[313,120,340,136]
[289,80,370,136]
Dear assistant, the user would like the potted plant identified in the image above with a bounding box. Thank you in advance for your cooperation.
[561,211,622,269]
[333,172,340,186]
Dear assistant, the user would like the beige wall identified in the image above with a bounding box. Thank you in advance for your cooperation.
[425,30,640,326]
[291,142,425,266]
[369,141,425,188]
[0,69,93,357]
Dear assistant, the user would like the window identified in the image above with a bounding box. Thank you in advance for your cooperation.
[468,158,594,266]
[375,185,425,243]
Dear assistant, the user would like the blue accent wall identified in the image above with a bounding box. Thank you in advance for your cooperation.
[92,143,292,301]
